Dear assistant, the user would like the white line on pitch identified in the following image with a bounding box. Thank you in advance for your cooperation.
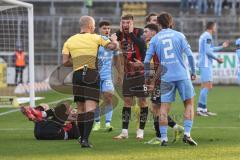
[0,127,240,131]
[0,97,73,117]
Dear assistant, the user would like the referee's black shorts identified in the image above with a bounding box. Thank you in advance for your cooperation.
[72,68,100,103]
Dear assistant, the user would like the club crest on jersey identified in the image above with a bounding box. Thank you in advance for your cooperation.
[207,39,212,44]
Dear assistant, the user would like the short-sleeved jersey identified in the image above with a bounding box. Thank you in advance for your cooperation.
[198,31,223,68]
[98,36,119,80]
[62,33,110,71]
[145,28,192,82]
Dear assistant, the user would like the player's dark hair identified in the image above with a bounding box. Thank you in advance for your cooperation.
[145,13,157,23]
[99,20,111,28]
[206,21,216,30]
[144,24,159,33]
[157,12,174,29]
[121,14,134,20]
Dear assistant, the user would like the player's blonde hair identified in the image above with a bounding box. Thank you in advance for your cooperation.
[79,16,95,29]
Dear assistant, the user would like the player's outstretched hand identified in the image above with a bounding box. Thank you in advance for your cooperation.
[222,40,230,48]
[110,33,118,42]
[133,58,144,68]
[129,21,134,33]
[217,58,224,64]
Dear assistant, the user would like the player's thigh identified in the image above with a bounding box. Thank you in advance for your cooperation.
[160,81,176,103]
[85,100,97,112]
[137,97,147,108]
[176,79,195,102]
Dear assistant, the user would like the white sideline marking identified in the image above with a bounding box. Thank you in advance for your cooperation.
[0,98,72,117]
[0,109,19,116]
[0,127,240,131]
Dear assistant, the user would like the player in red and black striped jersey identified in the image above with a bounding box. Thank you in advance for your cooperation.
[113,14,148,140]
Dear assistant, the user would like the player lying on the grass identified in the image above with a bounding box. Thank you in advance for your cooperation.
[197,21,229,117]
[144,12,197,146]
[113,14,149,140]
[236,38,240,84]
[143,24,184,145]
[20,102,80,140]
[93,20,120,132]
[62,16,118,148]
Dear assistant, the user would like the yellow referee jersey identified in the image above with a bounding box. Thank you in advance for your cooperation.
[62,33,110,71]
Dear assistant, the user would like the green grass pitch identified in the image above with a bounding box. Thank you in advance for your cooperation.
[0,86,240,160]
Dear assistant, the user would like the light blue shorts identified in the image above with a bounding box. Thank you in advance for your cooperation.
[161,79,195,103]
[200,67,212,82]
[100,79,114,93]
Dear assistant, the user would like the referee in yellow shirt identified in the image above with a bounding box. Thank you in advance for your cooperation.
[62,16,118,148]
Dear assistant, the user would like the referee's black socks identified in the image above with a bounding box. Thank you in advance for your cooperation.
[83,112,94,142]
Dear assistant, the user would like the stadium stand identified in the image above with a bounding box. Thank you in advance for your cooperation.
[1,0,239,81]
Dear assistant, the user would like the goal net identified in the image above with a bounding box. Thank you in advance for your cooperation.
[0,0,35,107]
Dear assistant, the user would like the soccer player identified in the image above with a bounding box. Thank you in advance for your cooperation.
[236,38,240,84]
[145,13,158,25]
[113,14,148,140]
[144,12,197,146]
[143,24,184,145]
[197,22,229,116]
[62,16,118,148]
[92,20,119,132]
[20,102,80,140]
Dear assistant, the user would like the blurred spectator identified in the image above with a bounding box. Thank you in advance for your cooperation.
[14,48,25,84]
[222,0,229,8]
[180,0,189,15]
[190,0,197,8]
[214,0,223,16]
[208,0,214,8]
[198,0,208,14]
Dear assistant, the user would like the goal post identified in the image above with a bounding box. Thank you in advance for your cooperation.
[0,0,35,107]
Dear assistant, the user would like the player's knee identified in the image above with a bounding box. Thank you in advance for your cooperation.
[103,92,113,105]
[138,98,147,107]
[124,98,133,107]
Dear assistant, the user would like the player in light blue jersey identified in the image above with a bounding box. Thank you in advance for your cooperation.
[197,22,229,116]
[236,38,240,84]
[144,12,197,146]
[93,21,119,132]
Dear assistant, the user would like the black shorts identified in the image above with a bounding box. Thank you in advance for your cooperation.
[72,68,100,102]
[16,66,24,73]
[122,74,148,97]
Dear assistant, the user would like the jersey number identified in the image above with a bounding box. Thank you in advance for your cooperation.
[162,39,174,59]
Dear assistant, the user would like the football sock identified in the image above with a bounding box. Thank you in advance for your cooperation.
[198,88,209,110]
[168,116,177,128]
[77,113,84,142]
[83,112,94,141]
[159,125,168,141]
[139,107,148,130]
[153,116,160,138]
[122,107,131,129]
[184,119,193,137]
[105,104,113,124]
[94,106,100,122]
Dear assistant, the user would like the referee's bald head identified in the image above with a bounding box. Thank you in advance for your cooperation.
[79,16,95,32]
